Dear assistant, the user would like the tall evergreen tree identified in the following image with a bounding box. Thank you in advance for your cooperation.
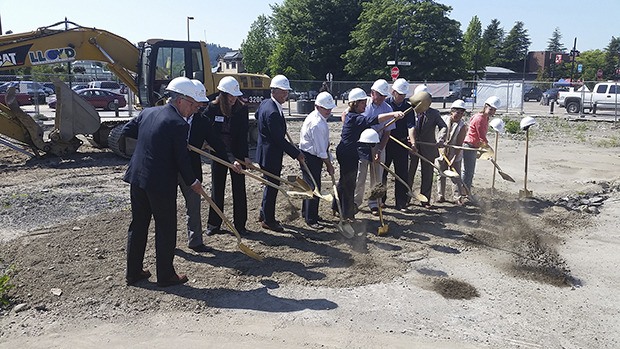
[603,36,620,80]
[481,19,504,67]
[546,27,566,53]
[462,16,483,74]
[497,21,530,72]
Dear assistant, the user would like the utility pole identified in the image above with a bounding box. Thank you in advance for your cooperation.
[393,19,402,72]
[570,37,579,82]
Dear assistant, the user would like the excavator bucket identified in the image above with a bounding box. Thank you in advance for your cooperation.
[53,78,101,142]
[0,79,101,156]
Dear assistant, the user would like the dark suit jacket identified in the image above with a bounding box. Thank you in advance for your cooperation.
[186,113,210,182]
[203,101,249,163]
[414,107,447,159]
[255,98,300,170]
[122,104,196,195]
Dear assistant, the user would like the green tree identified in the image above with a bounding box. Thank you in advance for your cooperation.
[462,16,483,74]
[270,0,362,80]
[602,36,620,80]
[344,0,465,81]
[497,21,530,72]
[269,33,312,79]
[574,49,606,82]
[546,27,566,53]
[481,19,504,67]
[241,15,275,75]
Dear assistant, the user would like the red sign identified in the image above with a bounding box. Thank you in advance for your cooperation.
[555,54,563,64]
[390,66,400,79]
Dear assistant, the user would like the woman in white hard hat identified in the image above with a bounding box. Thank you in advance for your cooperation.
[203,76,251,236]
[298,92,336,230]
[333,87,404,220]
[462,95,500,197]
[437,99,468,205]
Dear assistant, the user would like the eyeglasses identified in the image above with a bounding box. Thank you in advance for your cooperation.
[181,96,200,108]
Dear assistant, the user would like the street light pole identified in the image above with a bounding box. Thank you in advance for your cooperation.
[187,16,194,41]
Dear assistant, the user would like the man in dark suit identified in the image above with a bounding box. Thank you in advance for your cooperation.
[255,74,305,232]
[408,85,447,208]
[121,77,207,287]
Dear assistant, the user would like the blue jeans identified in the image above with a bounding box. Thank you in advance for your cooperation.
[462,144,477,192]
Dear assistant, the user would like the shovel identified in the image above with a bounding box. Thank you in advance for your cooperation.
[329,173,355,238]
[284,131,333,202]
[370,162,389,236]
[416,141,494,160]
[489,157,515,182]
[378,161,427,203]
[237,158,310,192]
[389,136,460,178]
[197,187,263,261]
[189,145,304,221]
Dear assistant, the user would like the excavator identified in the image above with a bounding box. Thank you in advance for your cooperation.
[0,20,271,157]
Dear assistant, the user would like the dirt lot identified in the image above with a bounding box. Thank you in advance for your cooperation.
[1,111,619,348]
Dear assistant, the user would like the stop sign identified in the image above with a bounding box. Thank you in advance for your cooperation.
[390,66,400,79]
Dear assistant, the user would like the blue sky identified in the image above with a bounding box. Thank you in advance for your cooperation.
[0,0,615,52]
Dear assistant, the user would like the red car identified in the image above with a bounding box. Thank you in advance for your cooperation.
[0,93,33,106]
[48,88,127,110]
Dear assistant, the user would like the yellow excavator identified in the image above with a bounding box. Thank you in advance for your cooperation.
[0,19,271,157]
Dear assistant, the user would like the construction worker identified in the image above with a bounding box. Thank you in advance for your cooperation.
[255,74,305,233]
[462,96,501,197]
[299,92,336,230]
[383,78,415,212]
[354,79,394,216]
[408,84,447,208]
[437,99,468,205]
[334,88,404,220]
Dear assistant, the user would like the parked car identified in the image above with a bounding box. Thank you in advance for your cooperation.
[543,88,561,101]
[71,84,89,91]
[87,81,123,94]
[288,90,301,101]
[0,92,33,106]
[48,88,127,110]
[523,87,543,102]
[0,81,47,103]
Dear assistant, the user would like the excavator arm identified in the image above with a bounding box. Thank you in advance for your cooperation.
[0,20,140,156]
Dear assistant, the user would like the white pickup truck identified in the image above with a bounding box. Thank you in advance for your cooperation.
[558,82,620,114]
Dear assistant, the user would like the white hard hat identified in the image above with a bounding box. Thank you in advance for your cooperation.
[485,96,501,109]
[371,79,389,96]
[166,77,209,102]
[414,84,429,95]
[270,74,292,91]
[358,128,380,144]
[520,116,536,130]
[451,99,466,110]
[489,117,505,133]
[392,78,409,95]
[348,88,367,102]
[315,91,336,109]
[217,76,243,96]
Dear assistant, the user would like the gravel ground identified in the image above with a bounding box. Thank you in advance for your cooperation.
[1,114,619,348]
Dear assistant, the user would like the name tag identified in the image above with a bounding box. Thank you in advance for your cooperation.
[215,115,225,123]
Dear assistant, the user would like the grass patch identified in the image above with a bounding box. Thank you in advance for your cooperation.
[0,263,15,308]
[594,135,620,148]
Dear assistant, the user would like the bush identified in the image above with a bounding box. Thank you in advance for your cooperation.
[504,119,520,134]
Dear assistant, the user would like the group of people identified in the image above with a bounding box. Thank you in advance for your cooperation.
[120,73,500,287]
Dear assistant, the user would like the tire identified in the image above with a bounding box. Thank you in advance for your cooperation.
[524,96,530,102]
[536,97,541,102]
[566,101,580,114]
[106,101,117,111]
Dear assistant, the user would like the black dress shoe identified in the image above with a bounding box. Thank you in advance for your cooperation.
[306,222,323,230]
[157,274,189,287]
[261,221,284,232]
[188,244,210,253]
[126,269,151,285]
[206,227,221,236]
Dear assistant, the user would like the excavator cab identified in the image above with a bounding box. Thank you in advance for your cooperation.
[137,40,210,107]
